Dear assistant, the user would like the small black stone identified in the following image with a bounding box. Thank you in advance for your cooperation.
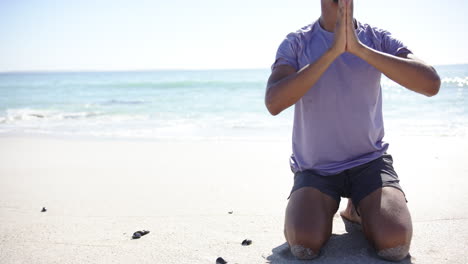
[241,239,252,246]
[41,207,47,212]
[228,211,233,214]
[132,230,150,239]
[216,257,227,264]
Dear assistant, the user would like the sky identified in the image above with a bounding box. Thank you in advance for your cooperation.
[0,0,467,72]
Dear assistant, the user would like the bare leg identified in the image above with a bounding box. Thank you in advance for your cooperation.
[284,187,339,260]
[359,187,413,261]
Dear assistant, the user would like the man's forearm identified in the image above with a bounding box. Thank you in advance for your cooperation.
[354,45,441,96]
[266,49,340,115]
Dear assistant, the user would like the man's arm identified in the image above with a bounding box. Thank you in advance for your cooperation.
[353,48,440,97]
[344,0,440,96]
[265,0,348,116]
[265,50,340,116]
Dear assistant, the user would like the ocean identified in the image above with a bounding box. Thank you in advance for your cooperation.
[0,65,467,141]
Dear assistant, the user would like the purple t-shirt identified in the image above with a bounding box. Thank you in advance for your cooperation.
[272,19,411,176]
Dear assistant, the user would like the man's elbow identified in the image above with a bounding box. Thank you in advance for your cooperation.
[266,101,281,116]
[265,90,282,116]
[424,75,441,97]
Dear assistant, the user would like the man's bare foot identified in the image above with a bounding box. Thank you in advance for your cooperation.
[340,199,361,223]
[340,199,362,232]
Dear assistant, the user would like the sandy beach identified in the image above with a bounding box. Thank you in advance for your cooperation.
[0,135,467,263]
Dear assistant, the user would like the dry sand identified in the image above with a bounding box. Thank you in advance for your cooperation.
[0,135,467,263]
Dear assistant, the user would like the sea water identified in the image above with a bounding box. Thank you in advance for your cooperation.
[0,65,467,141]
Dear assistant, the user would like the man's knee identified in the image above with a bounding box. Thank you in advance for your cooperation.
[377,244,410,262]
[290,244,319,260]
[372,223,412,261]
[287,228,328,260]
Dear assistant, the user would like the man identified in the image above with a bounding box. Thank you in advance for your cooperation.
[265,0,440,261]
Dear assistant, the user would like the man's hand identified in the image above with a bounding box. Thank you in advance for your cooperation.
[344,0,364,55]
[331,0,347,56]
[331,0,363,56]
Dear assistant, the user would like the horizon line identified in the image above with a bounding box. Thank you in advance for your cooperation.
[0,67,270,74]
[1,63,467,74]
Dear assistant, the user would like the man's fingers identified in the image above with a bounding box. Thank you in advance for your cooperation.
[337,0,346,25]
[331,0,347,55]
[347,0,354,29]
[338,0,344,9]
[345,0,362,54]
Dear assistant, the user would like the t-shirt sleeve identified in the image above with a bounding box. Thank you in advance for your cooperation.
[380,30,412,56]
[271,33,299,71]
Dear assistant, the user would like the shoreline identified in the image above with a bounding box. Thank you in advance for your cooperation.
[0,129,464,141]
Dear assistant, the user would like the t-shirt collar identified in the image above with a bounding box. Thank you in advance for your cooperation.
[315,17,362,37]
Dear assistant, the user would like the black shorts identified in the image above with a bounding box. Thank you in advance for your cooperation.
[289,153,405,209]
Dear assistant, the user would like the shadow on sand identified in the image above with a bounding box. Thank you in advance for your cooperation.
[266,232,414,264]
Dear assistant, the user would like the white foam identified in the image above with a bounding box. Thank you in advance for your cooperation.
[441,77,468,87]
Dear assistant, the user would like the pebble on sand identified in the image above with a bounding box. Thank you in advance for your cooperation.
[216,257,227,264]
[132,230,150,239]
[241,239,252,246]
[41,207,47,212]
